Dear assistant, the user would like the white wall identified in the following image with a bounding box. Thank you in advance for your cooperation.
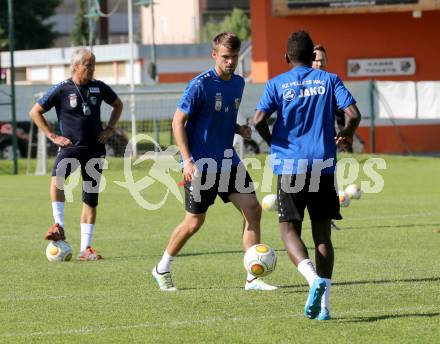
[141,0,200,44]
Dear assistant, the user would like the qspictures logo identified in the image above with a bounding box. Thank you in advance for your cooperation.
[54,134,387,210]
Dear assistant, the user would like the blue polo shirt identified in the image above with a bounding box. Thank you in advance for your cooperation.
[38,78,117,149]
[257,66,355,175]
[178,68,244,171]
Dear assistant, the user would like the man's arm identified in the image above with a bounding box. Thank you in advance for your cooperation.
[172,108,196,182]
[336,103,362,145]
[29,103,72,147]
[98,96,123,143]
[235,123,251,140]
[253,110,271,146]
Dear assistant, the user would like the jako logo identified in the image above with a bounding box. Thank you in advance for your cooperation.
[299,86,326,98]
[283,88,296,101]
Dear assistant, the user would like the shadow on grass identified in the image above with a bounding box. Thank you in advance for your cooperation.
[178,286,244,291]
[178,248,292,258]
[333,276,440,287]
[178,285,305,293]
[337,312,440,323]
[275,276,440,294]
[343,222,440,230]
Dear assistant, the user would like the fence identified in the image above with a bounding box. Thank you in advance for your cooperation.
[1,80,440,170]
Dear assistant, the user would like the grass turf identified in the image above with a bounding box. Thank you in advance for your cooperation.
[0,154,439,343]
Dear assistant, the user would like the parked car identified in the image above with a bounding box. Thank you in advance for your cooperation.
[0,122,29,159]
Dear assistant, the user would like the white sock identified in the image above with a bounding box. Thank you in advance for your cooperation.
[80,223,94,251]
[157,250,174,273]
[51,202,65,228]
[321,278,331,310]
[297,259,318,287]
[246,272,257,282]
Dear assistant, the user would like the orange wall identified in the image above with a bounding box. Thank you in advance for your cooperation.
[358,124,440,154]
[251,0,440,82]
[158,72,199,83]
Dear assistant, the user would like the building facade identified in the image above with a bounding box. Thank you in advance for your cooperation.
[250,0,440,154]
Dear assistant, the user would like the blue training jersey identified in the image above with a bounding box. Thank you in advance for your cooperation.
[178,67,244,172]
[257,66,355,175]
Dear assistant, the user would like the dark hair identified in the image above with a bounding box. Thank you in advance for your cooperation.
[286,31,314,64]
[313,44,326,54]
[212,32,241,51]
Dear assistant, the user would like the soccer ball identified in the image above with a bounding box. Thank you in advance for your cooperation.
[261,194,277,211]
[345,184,362,200]
[338,190,351,207]
[46,241,73,262]
[244,244,277,277]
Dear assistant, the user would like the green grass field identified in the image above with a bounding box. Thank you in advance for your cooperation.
[1,154,439,343]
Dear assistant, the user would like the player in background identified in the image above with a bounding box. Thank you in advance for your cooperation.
[312,44,365,231]
[254,31,361,320]
[151,32,277,291]
[29,47,123,260]
[312,44,352,153]
[313,44,345,231]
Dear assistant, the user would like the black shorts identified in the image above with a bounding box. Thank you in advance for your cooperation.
[51,147,106,207]
[185,165,255,214]
[277,173,342,223]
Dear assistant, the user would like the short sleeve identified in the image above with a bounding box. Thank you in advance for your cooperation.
[99,82,118,105]
[256,80,278,116]
[38,84,61,111]
[333,75,355,110]
[178,79,204,116]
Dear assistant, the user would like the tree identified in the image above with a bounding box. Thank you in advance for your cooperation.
[0,0,62,51]
[222,8,251,41]
[202,8,251,42]
[0,25,6,50]
[71,0,90,46]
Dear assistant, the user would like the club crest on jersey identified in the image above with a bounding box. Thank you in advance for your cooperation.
[234,98,241,110]
[283,88,296,101]
[69,93,77,108]
[89,96,97,106]
[215,93,222,111]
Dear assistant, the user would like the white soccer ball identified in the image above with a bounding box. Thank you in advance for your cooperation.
[345,184,362,200]
[338,190,351,207]
[261,194,277,211]
[244,244,277,278]
[46,241,73,262]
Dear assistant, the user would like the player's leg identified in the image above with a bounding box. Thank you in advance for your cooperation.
[49,176,65,236]
[278,174,326,319]
[45,149,79,241]
[307,174,340,320]
[311,219,333,320]
[228,193,276,290]
[78,203,102,260]
[225,167,276,290]
[221,165,261,250]
[152,173,216,291]
[311,220,333,279]
[278,174,317,279]
[152,212,206,291]
[78,153,104,260]
[228,193,261,251]
[280,220,307,266]
[164,212,206,258]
